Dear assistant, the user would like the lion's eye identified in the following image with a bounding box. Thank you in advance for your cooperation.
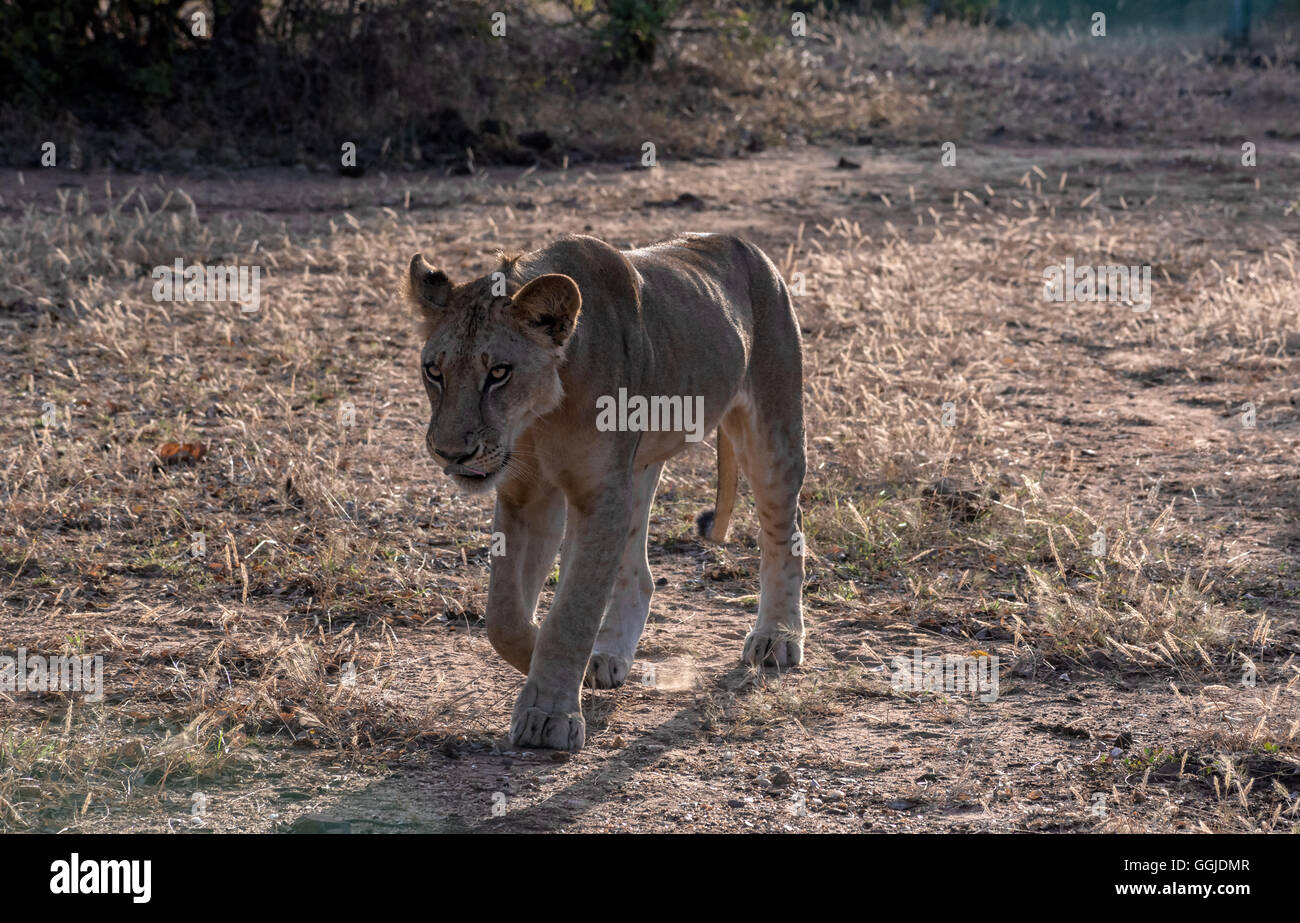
[424,364,442,386]
[487,365,512,386]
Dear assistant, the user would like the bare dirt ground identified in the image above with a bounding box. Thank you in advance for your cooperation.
[3,22,1300,832]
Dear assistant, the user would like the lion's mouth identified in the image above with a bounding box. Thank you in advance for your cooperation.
[443,451,509,483]
[445,462,488,478]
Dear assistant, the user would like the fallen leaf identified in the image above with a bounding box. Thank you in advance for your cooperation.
[158,442,206,465]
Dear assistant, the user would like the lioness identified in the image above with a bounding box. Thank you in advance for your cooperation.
[405,233,805,751]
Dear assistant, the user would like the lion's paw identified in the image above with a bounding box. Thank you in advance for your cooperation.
[509,684,586,751]
[742,629,804,669]
[584,652,632,689]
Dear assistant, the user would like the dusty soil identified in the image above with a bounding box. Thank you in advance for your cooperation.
[2,133,1299,832]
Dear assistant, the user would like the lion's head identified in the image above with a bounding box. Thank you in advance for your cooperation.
[404,253,582,493]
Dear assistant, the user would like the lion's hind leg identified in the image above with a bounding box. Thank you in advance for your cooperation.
[695,429,738,543]
[724,397,806,670]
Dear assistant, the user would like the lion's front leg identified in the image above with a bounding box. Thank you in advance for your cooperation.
[485,481,566,675]
[510,481,633,751]
[586,461,663,689]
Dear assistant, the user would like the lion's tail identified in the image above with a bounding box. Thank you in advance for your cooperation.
[696,428,738,542]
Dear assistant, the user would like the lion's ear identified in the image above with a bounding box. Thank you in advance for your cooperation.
[510,273,582,347]
[405,254,452,318]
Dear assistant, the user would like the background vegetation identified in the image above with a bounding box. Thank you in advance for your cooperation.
[3,0,1298,171]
